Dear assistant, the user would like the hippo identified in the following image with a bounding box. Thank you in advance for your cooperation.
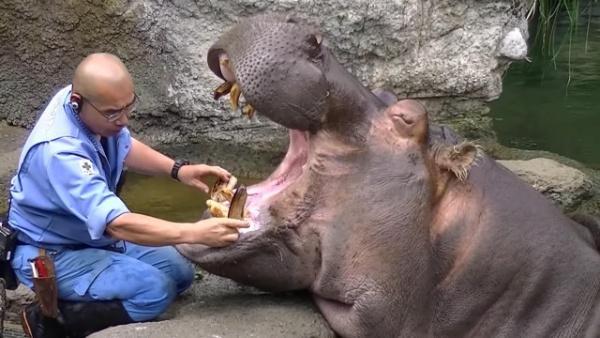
[177,14,600,337]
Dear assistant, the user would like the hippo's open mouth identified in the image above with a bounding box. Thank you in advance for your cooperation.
[211,65,310,233]
[243,129,309,232]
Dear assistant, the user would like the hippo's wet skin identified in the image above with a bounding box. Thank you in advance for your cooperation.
[177,14,600,337]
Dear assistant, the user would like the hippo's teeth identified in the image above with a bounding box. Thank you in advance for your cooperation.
[241,104,255,119]
[229,82,241,112]
[206,200,228,218]
[213,81,233,100]
[226,176,238,191]
[228,185,248,220]
[210,176,236,203]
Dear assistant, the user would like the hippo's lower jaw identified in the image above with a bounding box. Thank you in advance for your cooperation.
[242,129,309,233]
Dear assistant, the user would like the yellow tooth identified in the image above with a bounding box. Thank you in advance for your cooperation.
[242,104,255,119]
[213,81,233,100]
[226,176,238,192]
[206,200,229,218]
[229,82,241,112]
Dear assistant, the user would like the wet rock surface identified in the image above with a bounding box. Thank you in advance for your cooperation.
[92,273,333,338]
[2,273,333,338]
[499,158,594,212]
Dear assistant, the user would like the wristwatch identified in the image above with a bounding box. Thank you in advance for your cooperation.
[171,159,190,181]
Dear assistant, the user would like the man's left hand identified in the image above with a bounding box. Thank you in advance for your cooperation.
[177,164,231,193]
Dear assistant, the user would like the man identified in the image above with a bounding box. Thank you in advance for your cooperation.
[7,53,249,337]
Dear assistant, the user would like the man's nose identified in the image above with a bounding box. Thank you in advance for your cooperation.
[115,112,129,126]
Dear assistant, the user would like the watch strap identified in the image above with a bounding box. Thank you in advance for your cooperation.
[171,159,190,181]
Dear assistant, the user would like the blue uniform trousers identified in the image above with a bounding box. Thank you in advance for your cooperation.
[11,242,195,321]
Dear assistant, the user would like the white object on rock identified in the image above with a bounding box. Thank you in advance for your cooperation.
[498,27,528,60]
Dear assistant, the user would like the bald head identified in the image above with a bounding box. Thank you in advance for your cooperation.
[72,53,134,106]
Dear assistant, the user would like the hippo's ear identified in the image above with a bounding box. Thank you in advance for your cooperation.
[432,142,482,182]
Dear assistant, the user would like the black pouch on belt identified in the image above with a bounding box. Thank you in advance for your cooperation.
[28,250,59,319]
[0,214,19,290]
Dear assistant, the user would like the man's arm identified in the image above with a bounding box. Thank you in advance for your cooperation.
[125,137,231,192]
[125,138,174,176]
[107,212,249,247]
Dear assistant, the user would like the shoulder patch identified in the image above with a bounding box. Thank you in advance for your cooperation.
[79,159,95,176]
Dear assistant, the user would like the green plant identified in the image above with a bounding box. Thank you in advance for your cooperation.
[528,0,596,85]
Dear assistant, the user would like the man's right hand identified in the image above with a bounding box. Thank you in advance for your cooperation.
[190,217,250,247]
[107,212,250,247]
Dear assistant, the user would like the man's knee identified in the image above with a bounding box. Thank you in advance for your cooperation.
[122,269,177,322]
[78,255,179,322]
[127,244,195,294]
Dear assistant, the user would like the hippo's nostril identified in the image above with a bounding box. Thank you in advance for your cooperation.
[392,113,414,126]
[401,114,414,125]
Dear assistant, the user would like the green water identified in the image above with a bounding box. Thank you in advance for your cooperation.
[120,173,259,222]
[490,12,600,168]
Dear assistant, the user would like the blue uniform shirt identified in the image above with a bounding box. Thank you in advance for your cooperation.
[8,85,131,248]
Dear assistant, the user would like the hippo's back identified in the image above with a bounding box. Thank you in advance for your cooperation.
[433,156,600,337]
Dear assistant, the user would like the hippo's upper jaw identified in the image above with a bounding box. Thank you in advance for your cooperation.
[207,14,331,132]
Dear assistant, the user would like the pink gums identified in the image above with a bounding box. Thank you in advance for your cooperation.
[242,129,309,232]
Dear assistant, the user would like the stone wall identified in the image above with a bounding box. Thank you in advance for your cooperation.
[0,0,529,148]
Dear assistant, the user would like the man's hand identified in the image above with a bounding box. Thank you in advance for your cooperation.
[186,218,250,247]
[107,213,249,247]
[177,164,231,193]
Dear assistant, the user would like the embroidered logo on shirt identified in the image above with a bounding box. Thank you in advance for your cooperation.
[80,159,95,176]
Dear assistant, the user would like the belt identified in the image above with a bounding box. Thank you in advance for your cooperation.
[16,235,126,253]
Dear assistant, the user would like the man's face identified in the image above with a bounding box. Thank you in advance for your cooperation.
[79,83,135,137]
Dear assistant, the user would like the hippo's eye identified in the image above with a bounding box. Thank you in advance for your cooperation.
[285,15,298,24]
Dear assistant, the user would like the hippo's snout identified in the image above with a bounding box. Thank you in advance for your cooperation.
[206,14,331,132]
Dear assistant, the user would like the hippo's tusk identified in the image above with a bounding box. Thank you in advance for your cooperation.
[242,104,256,119]
[229,82,241,112]
[213,81,234,100]
[207,176,249,219]
[228,185,247,220]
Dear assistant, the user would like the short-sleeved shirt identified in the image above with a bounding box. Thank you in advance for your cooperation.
[8,85,132,248]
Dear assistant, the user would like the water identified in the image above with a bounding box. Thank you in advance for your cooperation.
[120,173,259,222]
[490,7,600,168]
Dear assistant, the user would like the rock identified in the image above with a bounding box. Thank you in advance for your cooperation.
[91,274,333,338]
[0,122,28,212]
[5,285,35,323]
[499,158,594,212]
[0,0,528,147]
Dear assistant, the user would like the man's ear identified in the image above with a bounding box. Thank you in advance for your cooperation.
[431,142,481,182]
